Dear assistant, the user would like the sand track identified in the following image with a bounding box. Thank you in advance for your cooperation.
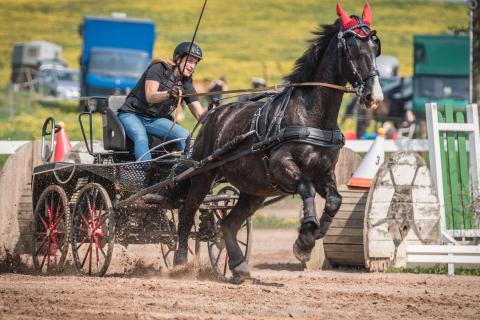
[1,229,479,319]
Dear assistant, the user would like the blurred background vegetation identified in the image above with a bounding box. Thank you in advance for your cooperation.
[0,0,468,145]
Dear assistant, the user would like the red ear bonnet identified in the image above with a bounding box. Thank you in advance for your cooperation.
[362,2,372,27]
[336,3,355,30]
[337,2,372,37]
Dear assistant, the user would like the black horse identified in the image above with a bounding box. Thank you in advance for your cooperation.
[174,3,383,283]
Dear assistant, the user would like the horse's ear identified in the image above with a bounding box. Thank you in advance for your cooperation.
[336,3,352,30]
[362,2,372,27]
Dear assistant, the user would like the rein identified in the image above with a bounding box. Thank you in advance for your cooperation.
[179,81,358,99]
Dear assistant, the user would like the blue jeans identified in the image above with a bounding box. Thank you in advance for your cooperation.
[118,112,189,161]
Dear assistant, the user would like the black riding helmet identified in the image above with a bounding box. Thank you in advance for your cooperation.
[173,42,203,62]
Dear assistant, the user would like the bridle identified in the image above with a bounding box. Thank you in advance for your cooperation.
[337,19,381,97]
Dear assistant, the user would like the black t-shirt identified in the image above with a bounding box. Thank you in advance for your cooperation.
[119,62,199,118]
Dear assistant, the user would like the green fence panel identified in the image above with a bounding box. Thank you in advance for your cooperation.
[455,111,472,229]
[438,111,453,229]
[444,105,464,230]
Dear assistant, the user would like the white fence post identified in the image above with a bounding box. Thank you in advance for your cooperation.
[466,104,480,213]
[426,103,447,237]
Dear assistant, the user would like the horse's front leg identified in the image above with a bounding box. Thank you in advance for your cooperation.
[313,173,342,239]
[293,181,320,263]
[221,193,265,284]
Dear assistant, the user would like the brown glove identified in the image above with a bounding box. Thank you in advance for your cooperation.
[168,83,183,99]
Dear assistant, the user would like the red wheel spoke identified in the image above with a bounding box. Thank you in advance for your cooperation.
[88,241,93,275]
[76,236,90,250]
[94,198,104,226]
[34,237,48,256]
[95,243,100,272]
[92,212,109,233]
[39,216,49,230]
[49,194,55,227]
[81,213,91,229]
[52,233,58,262]
[46,239,51,269]
[53,200,61,227]
[94,237,107,259]
[80,243,92,269]
[87,197,95,228]
[53,212,65,229]
[41,239,52,270]
[40,245,49,270]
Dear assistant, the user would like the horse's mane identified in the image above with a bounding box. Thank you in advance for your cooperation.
[284,20,340,83]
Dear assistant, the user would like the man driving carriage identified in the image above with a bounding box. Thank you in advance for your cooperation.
[118,42,207,160]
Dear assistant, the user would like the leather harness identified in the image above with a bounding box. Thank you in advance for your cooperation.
[248,87,345,193]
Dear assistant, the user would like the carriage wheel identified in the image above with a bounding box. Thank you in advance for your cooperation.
[32,185,71,274]
[160,208,199,270]
[207,186,252,277]
[71,183,115,276]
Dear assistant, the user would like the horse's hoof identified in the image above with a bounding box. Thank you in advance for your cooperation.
[314,230,326,240]
[293,239,311,263]
[231,261,251,284]
[173,252,188,266]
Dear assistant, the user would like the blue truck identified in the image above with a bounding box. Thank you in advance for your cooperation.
[79,14,156,98]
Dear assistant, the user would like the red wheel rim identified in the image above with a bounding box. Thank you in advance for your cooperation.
[32,185,69,273]
[72,183,113,276]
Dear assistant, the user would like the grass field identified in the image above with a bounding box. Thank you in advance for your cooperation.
[0,0,468,147]
[0,0,468,87]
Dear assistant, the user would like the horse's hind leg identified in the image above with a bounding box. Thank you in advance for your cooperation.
[173,173,215,266]
[293,181,319,263]
[220,193,265,284]
[314,174,342,239]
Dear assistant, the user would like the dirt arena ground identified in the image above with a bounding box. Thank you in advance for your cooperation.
[1,228,480,320]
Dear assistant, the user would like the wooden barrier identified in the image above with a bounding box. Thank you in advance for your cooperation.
[0,141,42,259]
[305,147,361,269]
[308,151,441,271]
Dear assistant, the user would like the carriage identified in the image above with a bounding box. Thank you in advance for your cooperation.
[30,95,252,277]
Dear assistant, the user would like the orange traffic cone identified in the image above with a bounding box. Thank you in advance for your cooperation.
[347,128,385,189]
[53,122,72,162]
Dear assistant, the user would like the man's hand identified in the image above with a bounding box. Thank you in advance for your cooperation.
[168,83,183,99]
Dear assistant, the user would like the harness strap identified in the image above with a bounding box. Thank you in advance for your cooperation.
[180,81,357,99]
[267,87,294,137]
[281,126,345,147]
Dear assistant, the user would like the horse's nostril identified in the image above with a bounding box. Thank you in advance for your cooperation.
[365,94,372,102]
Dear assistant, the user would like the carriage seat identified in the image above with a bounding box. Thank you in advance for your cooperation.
[101,95,175,153]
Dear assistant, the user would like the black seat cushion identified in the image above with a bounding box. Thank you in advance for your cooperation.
[102,96,179,153]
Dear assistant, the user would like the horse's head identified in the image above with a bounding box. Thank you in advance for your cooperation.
[337,2,383,109]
